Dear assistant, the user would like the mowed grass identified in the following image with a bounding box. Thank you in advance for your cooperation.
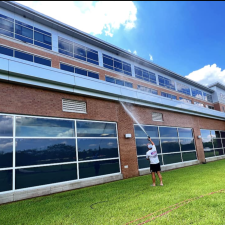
[1,160,225,225]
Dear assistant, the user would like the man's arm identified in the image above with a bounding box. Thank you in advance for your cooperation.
[148,137,155,145]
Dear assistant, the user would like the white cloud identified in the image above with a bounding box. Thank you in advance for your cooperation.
[133,50,137,55]
[149,54,153,61]
[185,64,225,86]
[128,49,131,53]
[16,1,137,37]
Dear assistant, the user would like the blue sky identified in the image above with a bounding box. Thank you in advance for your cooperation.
[17,1,225,86]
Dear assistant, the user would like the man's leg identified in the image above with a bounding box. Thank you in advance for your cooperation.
[151,172,156,186]
[157,171,163,185]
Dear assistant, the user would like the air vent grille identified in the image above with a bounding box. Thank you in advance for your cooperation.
[62,99,87,113]
[152,112,163,121]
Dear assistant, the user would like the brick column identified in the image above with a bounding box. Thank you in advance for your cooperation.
[117,104,139,179]
[193,127,205,163]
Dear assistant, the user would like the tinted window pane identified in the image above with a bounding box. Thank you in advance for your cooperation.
[77,121,117,137]
[15,33,33,44]
[125,82,133,88]
[0,18,14,32]
[15,24,33,39]
[178,128,193,138]
[136,139,161,155]
[16,164,77,189]
[202,137,213,150]
[105,76,115,83]
[34,32,51,45]
[15,51,33,62]
[104,64,113,70]
[215,131,220,138]
[0,170,12,192]
[78,139,118,161]
[114,60,122,70]
[0,139,13,168]
[180,139,195,151]
[222,139,225,147]
[116,79,124,86]
[201,130,211,138]
[103,56,113,66]
[213,139,222,148]
[74,46,86,57]
[34,56,51,67]
[182,152,197,162]
[0,46,13,56]
[88,72,99,79]
[79,159,119,179]
[16,117,75,137]
[0,115,13,136]
[123,64,131,73]
[221,132,225,138]
[204,149,215,158]
[87,58,99,65]
[159,127,178,137]
[59,49,73,57]
[163,153,182,165]
[16,139,76,166]
[58,40,73,53]
[161,139,180,153]
[0,28,13,37]
[87,51,98,61]
[215,149,223,156]
[75,68,87,76]
[34,40,52,50]
[138,155,162,169]
[34,27,51,36]
[60,63,74,73]
[134,125,158,138]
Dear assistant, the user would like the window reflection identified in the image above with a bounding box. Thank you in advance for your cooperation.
[213,139,222,148]
[138,155,162,169]
[0,115,13,137]
[204,149,215,158]
[0,170,12,192]
[180,139,195,151]
[78,139,118,161]
[79,159,120,179]
[178,128,193,138]
[16,117,75,137]
[15,164,77,189]
[0,139,13,168]
[163,153,182,164]
[182,152,196,161]
[161,139,180,153]
[202,137,213,149]
[136,139,161,155]
[215,149,223,156]
[159,127,178,137]
[16,139,76,166]
[134,125,158,138]
[77,121,117,137]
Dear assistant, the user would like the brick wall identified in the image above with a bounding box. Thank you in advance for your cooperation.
[0,81,225,178]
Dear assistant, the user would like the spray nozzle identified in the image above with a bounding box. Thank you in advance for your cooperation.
[147,136,150,140]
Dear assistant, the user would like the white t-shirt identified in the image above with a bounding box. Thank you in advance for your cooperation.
[146,145,159,164]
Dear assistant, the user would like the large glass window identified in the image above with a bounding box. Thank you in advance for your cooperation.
[135,125,196,169]
[0,13,52,50]
[177,83,191,96]
[60,63,99,80]
[137,85,158,95]
[201,129,225,158]
[58,37,99,65]
[0,45,51,67]
[179,97,192,104]
[192,88,203,100]
[161,92,177,100]
[0,114,120,193]
[134,66,156,84]
[203,92,213,103]
[105,76,133,88]
[103,54,131,76]
[158,75,175,90]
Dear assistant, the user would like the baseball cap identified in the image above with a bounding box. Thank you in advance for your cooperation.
[148,144,153,149]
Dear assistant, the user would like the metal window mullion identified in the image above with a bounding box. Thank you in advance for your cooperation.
[115,122,121,174]
[75,120,79,180]
[12,116,16,191]
[158,126,164,165]
[178,127,183,162]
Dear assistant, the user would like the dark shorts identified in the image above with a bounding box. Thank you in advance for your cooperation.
[150,163,161,173]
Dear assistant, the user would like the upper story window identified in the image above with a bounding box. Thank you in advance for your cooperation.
[179,97,192,104]
[134,66,156,84]
[177,83,191,96]
[158,75,175,90]
[103,54,132,76]
[161,92,177,100]
[60,62,99,79]
[191,88,202,100]
[0,45,51,67]
[58,37,99,66]
[203,92,213,103]
[206,105,214,110]
[137,85,158,95]
[194,101,204,107]
[105,76,133,88]
[0,13,52,50]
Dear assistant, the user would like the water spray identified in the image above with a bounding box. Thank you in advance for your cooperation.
[120,101,149,138]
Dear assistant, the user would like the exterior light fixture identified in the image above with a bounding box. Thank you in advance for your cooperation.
[125,134,132,138]
[197,135,202,139]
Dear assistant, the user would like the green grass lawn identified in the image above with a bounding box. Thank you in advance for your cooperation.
[1,160,225,225]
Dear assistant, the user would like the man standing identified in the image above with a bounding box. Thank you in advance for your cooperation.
[146,137,163,186]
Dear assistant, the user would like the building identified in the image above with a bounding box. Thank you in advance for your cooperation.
[0,1,225,204]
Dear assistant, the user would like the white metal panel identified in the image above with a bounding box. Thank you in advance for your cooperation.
[152,112,163,121]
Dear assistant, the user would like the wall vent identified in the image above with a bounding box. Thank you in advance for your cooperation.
[152,112,163,121]
[62,99,87,113]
